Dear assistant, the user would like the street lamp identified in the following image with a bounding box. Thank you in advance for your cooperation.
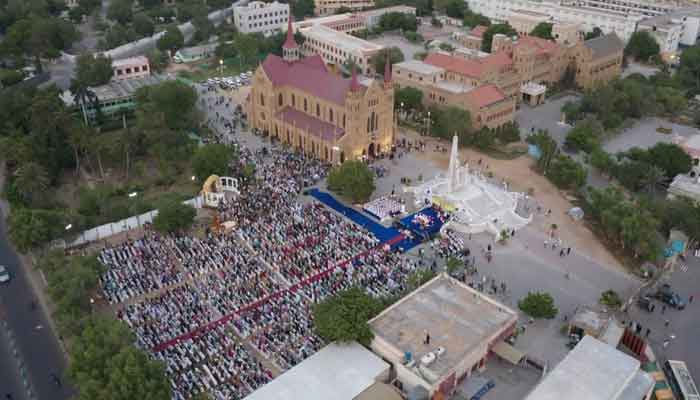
[128,192,140,228]
[219,59,224,78]
[425,111,431,136]
[65,224,72,231]
[191,175,196,181]
[128,192,138,198]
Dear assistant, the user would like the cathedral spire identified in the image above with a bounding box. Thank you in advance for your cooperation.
[282,17,299,62]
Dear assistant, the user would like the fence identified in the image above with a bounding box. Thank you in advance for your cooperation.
[68,196,204,247]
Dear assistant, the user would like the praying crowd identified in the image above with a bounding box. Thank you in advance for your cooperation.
[363,196,405,221]
[96,134,446,399]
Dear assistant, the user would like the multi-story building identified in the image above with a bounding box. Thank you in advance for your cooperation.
[570,33,625,89]
[452,25,488,50]
[568,0,688,17]
[637,15,684,58]
[507,9,582,44]
[247,19,394,161]
[300,25,384,74]
[112,56,150,81]
[670,8,700,46]
[394,60,516,129]
[314,0,374,16]
[233,1,289,35]
[294,13,367,34]
[465,0,643,41]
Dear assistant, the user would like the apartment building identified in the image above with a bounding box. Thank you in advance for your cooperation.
[507,9,582,44]
[300,25,384,74]
[294,13,367,34]
[234,1,289,35]
[465,0,643,41]
[570,0,688,17]
[112,56,150,81]
[314,0,374,16]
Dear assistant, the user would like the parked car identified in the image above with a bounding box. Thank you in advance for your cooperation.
[0,265,10,283]
[655,284,686,310]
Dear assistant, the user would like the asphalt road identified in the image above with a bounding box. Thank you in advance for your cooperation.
[0,212,73,399]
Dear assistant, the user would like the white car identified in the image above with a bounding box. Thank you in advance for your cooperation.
[0,265,9,283]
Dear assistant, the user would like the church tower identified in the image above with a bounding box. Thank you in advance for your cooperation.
[282,17,300,63]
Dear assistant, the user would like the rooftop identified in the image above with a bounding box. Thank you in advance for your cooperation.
[112,56,148,68]
[638,14,679,30]
[424,52,485,78]
[511,8,552,18]
[466,84,507,108]
[469,25,487,38]
[524,336,646,400]
[584,33,625,59]
[369,274,517,380]
[394,60,445,75]
[435,80,474,94]
[245,342,389,400]
[235,0,287,11]
[361,5,416,17]
[294,13,355,30]
[302,25,383,53]
[90,74,172,102]
[262,54,357,105]
[275,106,346,140]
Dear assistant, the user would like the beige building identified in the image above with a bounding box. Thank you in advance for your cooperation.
[293,13,367,34]
[394,60,516,130]
[247,19,394,162]
[233,1,289,35]
[300,24,384,74]
[507,9,582,44]
[314,0,374,16]
[369,274,520,399]
[112,56,150,81]
[570,33,625,90]
[453,25,488,50]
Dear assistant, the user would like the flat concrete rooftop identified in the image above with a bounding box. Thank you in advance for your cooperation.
[369,274,517,379]
[302,25,383,53]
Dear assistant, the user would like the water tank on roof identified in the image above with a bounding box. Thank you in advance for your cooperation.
[421,352,436,366]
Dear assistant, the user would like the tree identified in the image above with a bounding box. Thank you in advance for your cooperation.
[234,33,259,66]
[647,142,693,179]
[136,80,198,131]
[584,27,603,40]
[518,291,558,319]
[378,12,417,32]
[599,289,622,308]
[133,13,155,37]
[107,0,134,25]
[157,25,184,53]
[7,208,66,252]
[564,118,603,153]
[446,257,462,276]
[146,49,169,73]
[442,0,467,18]
[530,22,553,40]
[193,14,215,42]
[547,155,587,190]
[590,147,615,176]
[152,200,196,233]
[394,87,423,112]
[481,23,517,52]
[327,161,375,203]
[463,10,490,28]
[495,121,521,144]
[13,161,50,207]
[679,45,700,92]
[291,0,315,19]
[370,47,404,74]
[312,287,383,346]
[74,53,114,87]
[439,42,455,52]
[625,31,660,62]
[192,144,233,179]
[429,105,471,142]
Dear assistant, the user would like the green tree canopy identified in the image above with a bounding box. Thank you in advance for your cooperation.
[530,22,553,40]
[647,142,693,178]
[584,27,603,40]
[481,23,517,52]
[136,80,198,131]
[564,117,604,153]
[157,25,184,53]
[290,0,315,19]
[463,10,490,28]
[191,144,234,180]
[327,160,375,203]
[625,31,660,62]
[153,200,196,233]
[107,0,134,25]
[133,13,155,37]
[547,155,587,190]
[679,45,700,93]
[74,53,114,87]
[313,287,384,346]
[370,47,404,75]
[395,86,423,112]
[7,207,67,252]
[378,12,417,32]
[428,105,472,143]
[518,291,558,319]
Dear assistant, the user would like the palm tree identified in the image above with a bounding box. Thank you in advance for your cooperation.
[67,124,91,176]
[14,162,50,206]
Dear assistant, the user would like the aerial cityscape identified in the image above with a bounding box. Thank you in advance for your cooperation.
[1,0,700,399]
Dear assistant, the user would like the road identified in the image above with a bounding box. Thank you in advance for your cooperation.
[0,167,73,400]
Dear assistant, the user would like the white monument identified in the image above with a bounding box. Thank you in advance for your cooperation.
[406,135,532,237]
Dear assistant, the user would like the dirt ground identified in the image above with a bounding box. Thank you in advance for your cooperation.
[403,129,624,271]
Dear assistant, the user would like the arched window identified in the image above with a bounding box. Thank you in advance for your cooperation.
[367,116,371,133]
[342,114,346,128]
[260,93,265,106]
[278,93,283,106]
[304,98,307,112]
[329,109,333,123]
[292,94,295,107]
[373,113,378,131]
[316,103,320,117]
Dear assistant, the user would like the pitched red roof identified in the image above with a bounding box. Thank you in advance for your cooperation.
[470,25,487,38]
[466,84,506,108]
[283,17,298,49]
[275,106,345,140]
[424,53,484,79]
[262,54,356,105]
[481,51,512,68]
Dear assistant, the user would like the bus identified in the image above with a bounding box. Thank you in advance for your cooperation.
[664,360,699,400]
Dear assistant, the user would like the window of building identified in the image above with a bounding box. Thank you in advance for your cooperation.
[278,93,283,106]
[292,94,295,107]
[342,114,346,128]
[316,103,320,117]
[329,108,333,122]
[304,98,307,111]
[260,93,265,106]
[126,68,132,74]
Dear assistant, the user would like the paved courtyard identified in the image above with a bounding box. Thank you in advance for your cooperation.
[603,117,698,154]
[515,94,578,146]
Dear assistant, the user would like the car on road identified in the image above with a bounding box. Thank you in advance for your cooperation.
[0,265,10,283]
[637,295,654,312]
[655,284,686,310]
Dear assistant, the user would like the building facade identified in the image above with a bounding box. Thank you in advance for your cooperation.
[570,0,688,17]
[294,13,367,34]
[637,15,684,58]
[507,9,582,44]
[233,1,290,35]
[361,5,416,29]
[453,25,488,50]
[300,24,384,74]
[112,56,150,81]
[570,33,625,90]
[314,0,374,16]
[465,0,643,41]
[247,20,394,162]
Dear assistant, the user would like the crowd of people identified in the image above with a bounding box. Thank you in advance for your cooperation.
[363,196,405,221]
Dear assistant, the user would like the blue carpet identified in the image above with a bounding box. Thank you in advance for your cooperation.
[308,189,400,243]
[399,206,446,238]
